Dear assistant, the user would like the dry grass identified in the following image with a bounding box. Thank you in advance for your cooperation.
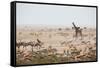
[16,27,96,65]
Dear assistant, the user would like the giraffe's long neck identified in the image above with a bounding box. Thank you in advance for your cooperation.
[72,23,77,29]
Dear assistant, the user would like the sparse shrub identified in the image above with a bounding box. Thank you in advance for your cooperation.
[58,28,62,31]
[19,32,22,35]
[30,32,34,35]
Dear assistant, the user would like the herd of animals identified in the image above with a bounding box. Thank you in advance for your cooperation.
[16,22,96,65]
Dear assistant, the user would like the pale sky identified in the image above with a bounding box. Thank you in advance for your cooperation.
[16,3,96,28]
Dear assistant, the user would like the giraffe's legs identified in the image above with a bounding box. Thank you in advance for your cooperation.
[75,30,78,39]
[80,29,83,40]
[74,29,83,40]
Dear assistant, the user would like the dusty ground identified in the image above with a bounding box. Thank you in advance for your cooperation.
[16,26,97,65]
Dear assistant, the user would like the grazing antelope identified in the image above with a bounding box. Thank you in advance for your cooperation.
[16,39,44,53]
[16,41,25,52]
[34,39,44,49]
[27,41,35,52]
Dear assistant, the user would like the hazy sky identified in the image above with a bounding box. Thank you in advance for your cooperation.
[16,3,96,28]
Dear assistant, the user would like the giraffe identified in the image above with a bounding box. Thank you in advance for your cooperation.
[72,22,83,39]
